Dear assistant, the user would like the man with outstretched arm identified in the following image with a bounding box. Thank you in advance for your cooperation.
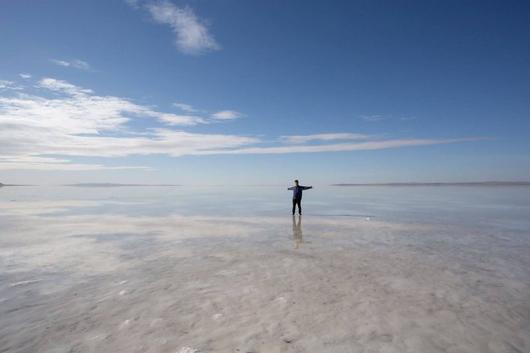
[288,180,313,215]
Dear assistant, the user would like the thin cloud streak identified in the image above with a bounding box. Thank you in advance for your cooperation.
[360,114,417,123]
[173,102,198,113]
[360,114,386,122]
[197,138,484,155]
[210,110,242,120]
[51,59,91,70]
[173,104,243,122]
[281,133,371,144]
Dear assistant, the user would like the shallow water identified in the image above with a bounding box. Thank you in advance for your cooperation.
[1,186,529,353]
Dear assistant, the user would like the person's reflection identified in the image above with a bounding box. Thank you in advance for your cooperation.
[292,215,303,248]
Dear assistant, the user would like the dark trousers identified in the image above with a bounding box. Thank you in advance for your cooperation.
[292,198,302,215]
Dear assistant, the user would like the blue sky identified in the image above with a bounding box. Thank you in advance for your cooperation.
[1,0,529,185]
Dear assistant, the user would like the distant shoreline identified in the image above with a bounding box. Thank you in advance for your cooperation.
[0,183,34,187]
[64,183,181,187]
[332,181,530,187]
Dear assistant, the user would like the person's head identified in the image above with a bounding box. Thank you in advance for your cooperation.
[294,179,299,186]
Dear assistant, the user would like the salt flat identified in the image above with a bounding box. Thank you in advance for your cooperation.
[0,186,529,353]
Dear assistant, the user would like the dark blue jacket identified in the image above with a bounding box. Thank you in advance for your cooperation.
[288,185,312,200]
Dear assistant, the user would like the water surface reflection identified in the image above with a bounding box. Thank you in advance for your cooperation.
[292,215,303,248]
[0,186,529,353]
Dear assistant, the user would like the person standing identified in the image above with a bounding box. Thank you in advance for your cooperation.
[288,180,312,215]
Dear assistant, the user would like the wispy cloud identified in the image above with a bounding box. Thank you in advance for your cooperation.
[51,58,91,70]
[173,104,243,122]
[211,110,242,120]
[0,77,254,170]
[0,80,13,89]
[173,102,198,113]
[19,73,31,79]
[202,137,484,155]
[360,114,386,122]
[36,77,205,126]
[157,113,207,125]
[280,133,371,144]
[0,77,482,171]
[0,80,21,91]
[39,77,93,96]
[144,1,220,55]
[360,114,417,123]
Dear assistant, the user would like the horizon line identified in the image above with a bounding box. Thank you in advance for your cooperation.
[2,181,530,187]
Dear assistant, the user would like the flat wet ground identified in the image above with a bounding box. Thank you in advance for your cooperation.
[1,186,529,353]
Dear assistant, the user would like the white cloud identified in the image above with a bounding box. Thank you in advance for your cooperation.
[0,77,253,169]
[51,59,70,67]
[156,113,207,125]
[210,110,242,120]
[19,73,32,79]
[173,102,198,113]
[39,77,94,96]
[0,80,13,89]
[0,80,22,91]
[173,104,242,122]
[0,77,482,171]
[145,1,220,55]
[51,59,91,70]
[281,133,371,144]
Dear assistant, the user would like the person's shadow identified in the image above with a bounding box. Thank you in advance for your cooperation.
[292,215,303,248]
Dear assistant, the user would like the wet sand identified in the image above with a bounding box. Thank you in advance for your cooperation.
[1,190,530,353]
